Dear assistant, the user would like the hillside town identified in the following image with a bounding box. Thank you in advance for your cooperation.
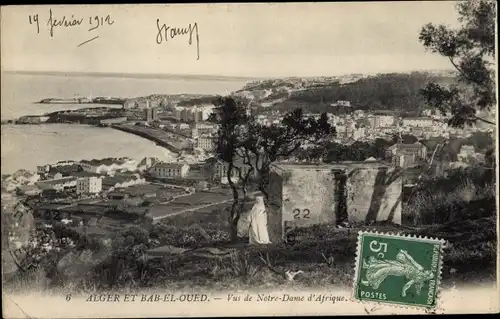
[1,2,497,317]
[3,83,495,257]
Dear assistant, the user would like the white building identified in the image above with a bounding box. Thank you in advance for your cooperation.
[191,127,199,138]
[175,105,215,123]
[352,127,366,140]
[194,122,217,135]
[402,117,434,128]
[212,158,255,184]
[196,135,215,152]
[37,164,51,175]
[76,176,102,195]
[378,115,395,127]
[150,163,190,179]
[36,177,77,191]
[331,100,351,107]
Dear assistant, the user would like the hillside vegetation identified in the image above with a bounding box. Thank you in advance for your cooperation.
[175,72,458,115]
[271,72,457,114]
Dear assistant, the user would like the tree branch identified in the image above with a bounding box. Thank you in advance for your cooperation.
[449,56,491,88]
[449,56,474,83]
[472,115,496,125]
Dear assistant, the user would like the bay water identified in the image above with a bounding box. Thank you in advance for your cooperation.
[1,72,247,174]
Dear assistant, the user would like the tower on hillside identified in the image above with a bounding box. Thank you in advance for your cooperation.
[145,108,158,122]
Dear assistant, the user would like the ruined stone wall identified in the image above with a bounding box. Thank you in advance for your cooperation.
[345,166,402,224]
[267,162,403,242]
[267,170,284,243]
[267,165,338,242]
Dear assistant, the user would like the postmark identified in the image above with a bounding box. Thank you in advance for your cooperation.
[353,231,445,309]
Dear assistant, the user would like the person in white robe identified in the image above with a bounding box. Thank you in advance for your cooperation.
[237,196,271,244]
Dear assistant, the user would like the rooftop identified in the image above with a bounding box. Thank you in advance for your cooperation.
[102,173,142,186]
[152,162,189,169]
[49,164,83,175]
[36,177,77,186]
[80,157,132,166]
[72,171,104,178]
[388,142,425,150]
[16,185,41,191]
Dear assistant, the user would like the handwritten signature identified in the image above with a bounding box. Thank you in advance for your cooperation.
[28,9,114,47]
[156,19,200,60]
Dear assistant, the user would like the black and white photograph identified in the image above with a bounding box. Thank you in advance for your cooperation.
[1,2,498,317]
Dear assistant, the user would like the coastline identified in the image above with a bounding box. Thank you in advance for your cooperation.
[2,121,185,156]
[110,124,184,154]
[1,124,173,174]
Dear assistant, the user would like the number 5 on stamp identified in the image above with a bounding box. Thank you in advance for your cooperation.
[353,231,445,308]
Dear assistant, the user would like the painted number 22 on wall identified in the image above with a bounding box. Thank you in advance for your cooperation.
[293,208,311,219]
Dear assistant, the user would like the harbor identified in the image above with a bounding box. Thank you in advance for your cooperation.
[38,97,125,105]
[111,124,190,154]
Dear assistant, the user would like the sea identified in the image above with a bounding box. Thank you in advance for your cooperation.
[1,71,249,174]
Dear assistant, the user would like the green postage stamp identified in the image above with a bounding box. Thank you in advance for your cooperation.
[353,231,445,308]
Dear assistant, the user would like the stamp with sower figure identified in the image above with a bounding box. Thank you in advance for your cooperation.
[353,231,445,309]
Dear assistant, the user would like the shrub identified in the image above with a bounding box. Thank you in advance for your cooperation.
[404,179,495,225]
[150,222,231,248]
[225,250,260,282]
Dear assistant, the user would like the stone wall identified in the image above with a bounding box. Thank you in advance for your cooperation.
[266,162,403,242]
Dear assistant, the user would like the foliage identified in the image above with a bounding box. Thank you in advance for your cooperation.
[292,130,493,164]
[177,96,218,106]
[238,79,296,92]
[319,139,392,162]
[419,0,496,127]
[293,134,422,162]
[227,250,260,282]
[270,73,454,114]
[425,131,495,162]
[413,216,496,277]
[112,225,150,249]
[150,222,231,248]
[209,96,335,241]
[404,166,495,225]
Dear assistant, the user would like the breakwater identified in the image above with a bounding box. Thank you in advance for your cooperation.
[111,125,185,154]
[38,97,125,105]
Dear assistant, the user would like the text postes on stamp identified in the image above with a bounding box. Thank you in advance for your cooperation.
[353,231,445,309]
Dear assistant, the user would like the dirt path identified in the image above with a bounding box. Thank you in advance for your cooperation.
[152,190,260,221]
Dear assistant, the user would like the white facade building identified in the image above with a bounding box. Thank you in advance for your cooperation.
[150,163,190,179]
[378,115,395,127]
[76,177,102,195]
[196,135,215,151]
[36,177,77,191]
[402,117,434,128]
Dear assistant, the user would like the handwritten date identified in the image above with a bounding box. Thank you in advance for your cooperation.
[28,9,114,47]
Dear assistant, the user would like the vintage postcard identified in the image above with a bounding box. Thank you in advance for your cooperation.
[1,2,498,317]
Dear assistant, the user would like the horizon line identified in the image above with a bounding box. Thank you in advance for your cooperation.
[2,68,457,81]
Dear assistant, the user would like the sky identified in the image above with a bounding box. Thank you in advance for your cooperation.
[1,2,463,78]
